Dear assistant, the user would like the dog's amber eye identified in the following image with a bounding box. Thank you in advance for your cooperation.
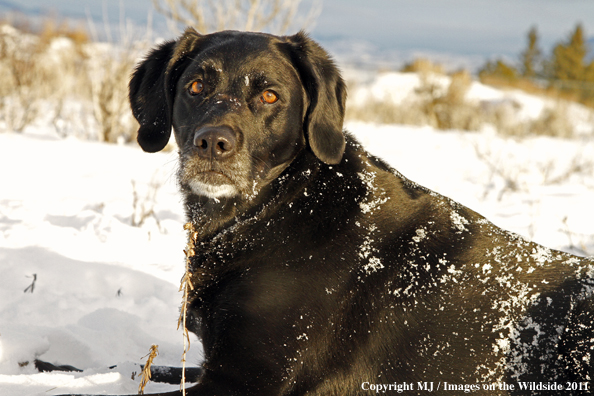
[189,80,204,95]
[260,90,278,104]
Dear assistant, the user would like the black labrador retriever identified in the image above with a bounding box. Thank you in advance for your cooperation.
[126,28,594,395]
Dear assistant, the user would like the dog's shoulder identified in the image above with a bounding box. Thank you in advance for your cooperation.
[336,134,594,286]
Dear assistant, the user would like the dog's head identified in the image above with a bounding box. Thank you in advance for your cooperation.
[129,29,346,200]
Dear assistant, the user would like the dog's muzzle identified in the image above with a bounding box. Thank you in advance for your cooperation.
[186,126,240,199]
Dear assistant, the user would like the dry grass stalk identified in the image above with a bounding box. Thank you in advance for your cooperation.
[179,222,198,395]
[138,344,159,395]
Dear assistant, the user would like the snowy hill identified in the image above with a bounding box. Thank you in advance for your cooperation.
[346,69,594,137]
[1,69,594,394]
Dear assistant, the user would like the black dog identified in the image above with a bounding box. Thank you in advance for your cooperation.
[126,28,594,395]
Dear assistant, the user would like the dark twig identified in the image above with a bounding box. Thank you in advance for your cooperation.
[24,274,37,293]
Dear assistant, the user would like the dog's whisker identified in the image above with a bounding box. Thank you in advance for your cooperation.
[247,153,272,175]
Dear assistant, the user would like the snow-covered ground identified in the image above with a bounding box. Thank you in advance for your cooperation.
[0,129,199,395]
[1,76,594,394]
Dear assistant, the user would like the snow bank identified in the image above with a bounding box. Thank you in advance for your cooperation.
[0,129,201,395]
[347,70,594,135]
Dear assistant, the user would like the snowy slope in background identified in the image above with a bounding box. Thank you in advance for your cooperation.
[346,70,594,135]
[1,85,594,394]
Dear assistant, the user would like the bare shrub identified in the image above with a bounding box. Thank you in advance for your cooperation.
[422,70,482,131]
[131,176,163,230]
[345,100,428,126]
[483,101,575,138]
[472,135,593,204]
[401,58,445,75]
[0,21,92,134]
[472,142,522,201]
[153,0,321,34]
[480,99,526,137]
[41,32,93,138]
[80,12,153,144]
[1,18,143,143]
[88,47,140,143]
[539,150,594,185]
[346,70,482,131]
[560,216,592,256]
[528,104,574,138]
[0,24,45,132]
[346,64,580,139]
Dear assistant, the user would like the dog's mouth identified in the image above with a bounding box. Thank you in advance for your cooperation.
[187,171,238,199]
[195,170,233,185]
[178,145,273,201]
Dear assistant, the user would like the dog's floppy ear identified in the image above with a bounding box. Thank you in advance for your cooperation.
[129,28,202,152]
[283,32,346,165]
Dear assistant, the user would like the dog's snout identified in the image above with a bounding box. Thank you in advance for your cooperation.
[193,126,237,159]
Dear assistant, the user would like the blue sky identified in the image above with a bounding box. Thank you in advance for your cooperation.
[2,0,594,69]
[316,0,594,53]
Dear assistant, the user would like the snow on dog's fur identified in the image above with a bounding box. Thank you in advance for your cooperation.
[126,28,594,395]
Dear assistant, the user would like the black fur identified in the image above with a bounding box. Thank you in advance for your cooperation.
[125,30,594,395]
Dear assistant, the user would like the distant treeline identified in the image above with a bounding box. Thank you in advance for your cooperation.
[479,24,594,106]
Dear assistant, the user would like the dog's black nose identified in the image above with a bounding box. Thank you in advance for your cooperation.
[193,126,237,159]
